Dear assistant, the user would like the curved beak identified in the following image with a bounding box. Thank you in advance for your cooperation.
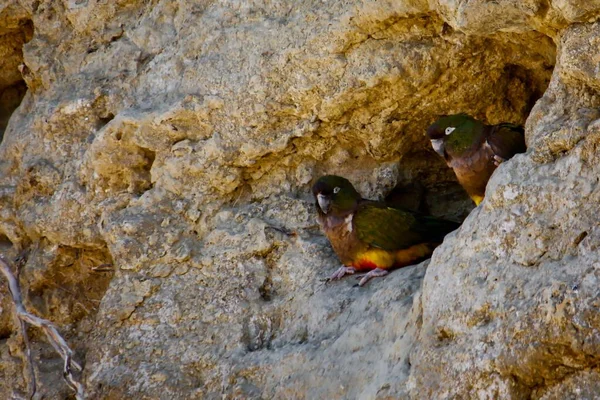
[430,139,445,157]
[317,194,331,214]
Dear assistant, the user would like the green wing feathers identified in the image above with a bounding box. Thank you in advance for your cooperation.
[354,203,459,250]
[354,204,420,250]
[487,123,526,160]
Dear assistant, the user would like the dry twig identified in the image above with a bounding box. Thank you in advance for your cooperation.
[91,263,114,272]
[19,317,35,400]
[0,255,84,400]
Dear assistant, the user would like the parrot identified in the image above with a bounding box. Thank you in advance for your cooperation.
[426,114,526,206]
[312,175,460,286]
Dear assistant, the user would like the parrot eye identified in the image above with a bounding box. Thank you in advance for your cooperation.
[445,127,456,135]
[333,187,341,194]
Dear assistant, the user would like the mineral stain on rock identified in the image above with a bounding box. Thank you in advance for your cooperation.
[0,0,599,399]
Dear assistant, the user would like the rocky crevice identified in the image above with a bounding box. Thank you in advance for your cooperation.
[2,0,600,399]
[0,7,31,143]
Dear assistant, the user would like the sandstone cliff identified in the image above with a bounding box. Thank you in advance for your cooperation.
[0,1,599,399]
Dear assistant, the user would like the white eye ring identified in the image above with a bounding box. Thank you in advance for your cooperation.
[333,187,341,194]
[445,127,456,135]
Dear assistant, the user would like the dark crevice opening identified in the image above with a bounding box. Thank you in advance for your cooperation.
[98,113,115,128]
[141,147,156,172]
[134,147,156,195]
[0,18,33,144]
[0,232,12,250]
[0,81,27,143]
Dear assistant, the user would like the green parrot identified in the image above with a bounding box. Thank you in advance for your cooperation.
[426,114,526,205]
[312,175,460,286]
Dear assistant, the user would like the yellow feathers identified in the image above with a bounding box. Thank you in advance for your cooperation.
[395,243,434,265]
[354,248,397,269]
[471,195,484,206]
[353,243,435,270]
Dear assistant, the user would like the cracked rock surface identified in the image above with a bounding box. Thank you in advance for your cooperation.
[0,0,599,398]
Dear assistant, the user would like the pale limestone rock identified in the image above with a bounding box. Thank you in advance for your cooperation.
[539,370,600,399]
[0,0,599,399]
[409,20,600,399]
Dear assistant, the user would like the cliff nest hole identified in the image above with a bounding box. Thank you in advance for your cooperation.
[0,17,32,143]
[366,34,555,221]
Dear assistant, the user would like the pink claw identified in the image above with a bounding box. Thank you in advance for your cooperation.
[329,266,356,281]
[493,155,506,167]
[355,268,389,286]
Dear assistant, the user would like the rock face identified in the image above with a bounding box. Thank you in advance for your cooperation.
[0,0,599,399]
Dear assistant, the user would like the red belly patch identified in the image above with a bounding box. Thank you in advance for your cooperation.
[352,259,380,270]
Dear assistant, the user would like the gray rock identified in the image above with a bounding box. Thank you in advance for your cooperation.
[0,0,599,398]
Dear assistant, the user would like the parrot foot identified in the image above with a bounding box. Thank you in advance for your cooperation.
[493,155,506,166]
[355,268,389,286]
[329,266,356,281]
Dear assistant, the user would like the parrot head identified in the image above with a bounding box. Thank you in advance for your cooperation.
[312,175,361,216]
[426,114,482,156]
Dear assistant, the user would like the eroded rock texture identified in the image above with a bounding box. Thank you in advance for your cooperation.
[0,0,598,399]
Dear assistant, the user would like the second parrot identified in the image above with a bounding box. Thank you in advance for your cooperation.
[426,114,526,205]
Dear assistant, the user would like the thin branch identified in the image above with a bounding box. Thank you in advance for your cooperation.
[91,263,114,272]
[19,318,36,400]
[0,256,84,400]
[12,250,36,399]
